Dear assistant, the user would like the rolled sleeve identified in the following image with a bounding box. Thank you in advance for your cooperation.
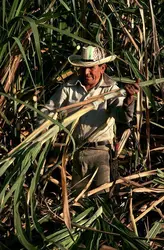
[107,93,135,124]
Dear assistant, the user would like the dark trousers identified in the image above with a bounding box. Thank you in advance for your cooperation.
[72,147,110,194]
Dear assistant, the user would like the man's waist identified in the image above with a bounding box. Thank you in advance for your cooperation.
[82,140,110,148]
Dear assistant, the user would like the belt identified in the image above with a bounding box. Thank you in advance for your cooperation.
[83,140,110,147]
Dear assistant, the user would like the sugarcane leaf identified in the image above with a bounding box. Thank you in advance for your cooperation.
[112,77,164,87]
[0,92,76,154]
[150,121,164,129]
[139,78,164,87]
[12,37,35,85]
[14,179,38,250]
[142,86,157,113]
[29,141,51,236]
[8,0,19,21]
[146,220,163,239]
[72,207,94,223]
[0,157,15,177]
[84,206,103,227]
[23,16,42,67]
[110,221,150,250]
[2,0,6,28]
[0,143,41,209]
[38,23,99,47]
[59,0,71,11]
[124,51,144,80]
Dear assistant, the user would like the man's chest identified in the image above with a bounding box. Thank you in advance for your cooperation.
[67,86,112,105]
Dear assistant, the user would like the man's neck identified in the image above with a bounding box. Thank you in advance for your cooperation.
[82,76,103,91]
[85,83,97,91]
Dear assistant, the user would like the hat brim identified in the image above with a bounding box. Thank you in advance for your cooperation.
[68,55,117,67]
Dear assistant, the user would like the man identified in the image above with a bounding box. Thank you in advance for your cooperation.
[42,45,139,194]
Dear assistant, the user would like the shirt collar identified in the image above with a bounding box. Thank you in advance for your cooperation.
[100,73,115,87]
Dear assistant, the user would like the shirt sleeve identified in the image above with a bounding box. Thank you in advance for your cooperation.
[38,85,68,125]
[107,83,135,124]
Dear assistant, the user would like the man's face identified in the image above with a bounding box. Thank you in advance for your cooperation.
[80,64,106,89]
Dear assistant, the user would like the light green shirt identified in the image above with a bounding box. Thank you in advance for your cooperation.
[41,73,134,146]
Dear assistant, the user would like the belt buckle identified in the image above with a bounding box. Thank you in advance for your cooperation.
[94,142,98,147]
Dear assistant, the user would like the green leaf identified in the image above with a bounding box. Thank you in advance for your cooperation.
[85,206,103,227]
[14,187,37,250]
[0,157,15,177]
[139,78,164,87]
[0,143,41,209]
[72,207,94,223]
[112,77,164,87]
[142,86,157,113]
[12,37,35,85]
[2,0,6,28]
[59,0,71,11]
[29,141,50,236]
[124,51,144,80]
[0,91,76,154]
[38,23,99,47]
[146,220,163,239]
[23,16,42,67]
[8,0,19,21]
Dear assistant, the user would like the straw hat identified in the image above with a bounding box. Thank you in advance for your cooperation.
[68,45,116,67]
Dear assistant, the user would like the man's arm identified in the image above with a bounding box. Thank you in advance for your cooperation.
[107,82,139,124]
[123,82,140,106]
[38,85,68,125]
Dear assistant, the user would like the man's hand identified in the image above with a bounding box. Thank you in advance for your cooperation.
[123,82,140,106]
